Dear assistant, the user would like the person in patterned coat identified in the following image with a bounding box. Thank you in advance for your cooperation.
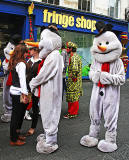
[64,42,83,119]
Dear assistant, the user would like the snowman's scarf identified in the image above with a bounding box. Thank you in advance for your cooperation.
[37,59,45,97]
[98,62,110,87]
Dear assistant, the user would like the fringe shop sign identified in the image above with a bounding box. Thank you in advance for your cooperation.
[43,9,97,32]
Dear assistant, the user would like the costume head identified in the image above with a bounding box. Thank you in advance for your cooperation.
[4,42,15,60]
[39,28,62,59]
[4,34,22,60]
[91,21,122,63]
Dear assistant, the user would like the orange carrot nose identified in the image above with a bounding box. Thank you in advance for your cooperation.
[98,45,107,52]
[9,50,14,55]
[25,42,39,48]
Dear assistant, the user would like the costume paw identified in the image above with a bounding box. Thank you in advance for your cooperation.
[92,71,101,83]
[36,140,58,154]
[98,140,117,152]
[36,134,46,142]
[100,72,112,85]
[80,135,98,147]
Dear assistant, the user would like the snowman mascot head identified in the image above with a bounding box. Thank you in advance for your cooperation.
[91,21,122,63]
[3,34,22,72]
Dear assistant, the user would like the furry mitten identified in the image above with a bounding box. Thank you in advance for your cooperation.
[98,131,117,152]
[91,71,101,83]
[36,140,58,154]
[100,72,112,85]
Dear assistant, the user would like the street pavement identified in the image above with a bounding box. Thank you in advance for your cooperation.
[0,81,129,160]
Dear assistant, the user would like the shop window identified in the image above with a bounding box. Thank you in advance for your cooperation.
[78,0,91,12]
[27,0,59,5]
[59,30,94,66]
[108,0,120,18]
[37,27,94,77]
[40,0,59,5]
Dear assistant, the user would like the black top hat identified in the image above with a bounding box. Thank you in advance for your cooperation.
[95,21,113,37]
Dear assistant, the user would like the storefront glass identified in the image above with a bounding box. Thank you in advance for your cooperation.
[37,27,94,77]
[59,30,94,77]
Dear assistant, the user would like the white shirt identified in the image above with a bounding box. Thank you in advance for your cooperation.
[28,57,42,65]
[10,62,28,95]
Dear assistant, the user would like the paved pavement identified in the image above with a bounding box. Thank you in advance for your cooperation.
[0,81,129,160]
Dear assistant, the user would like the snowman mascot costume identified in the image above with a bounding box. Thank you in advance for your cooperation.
[80,21,125,152]
[29,28,64,154]
[1,34,22,122]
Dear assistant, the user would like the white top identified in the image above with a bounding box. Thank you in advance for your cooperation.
[10,62,28,95]
[28,57,42,65]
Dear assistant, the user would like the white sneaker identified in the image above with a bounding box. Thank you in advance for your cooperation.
[24,111,32,120]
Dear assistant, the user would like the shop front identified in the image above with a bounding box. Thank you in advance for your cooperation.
[33,5,129,78]
[0,0,129,78]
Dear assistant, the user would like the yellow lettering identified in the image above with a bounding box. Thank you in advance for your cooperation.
[81,16,86,28]
[87,20,91,29]
[56,14,62,25]
[43,9,48,23]
[69,16,74,27]
[43,9,97,32]
[91,20,96,32]
[47,12,52,23]
[52,11,56,23]
[62,15,68,28]
[76,17,81,28]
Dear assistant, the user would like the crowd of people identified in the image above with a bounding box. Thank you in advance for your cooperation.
[0,23,83,153]
[0,21,126,154]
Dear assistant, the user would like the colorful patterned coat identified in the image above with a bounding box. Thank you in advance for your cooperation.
[66,52,83,102]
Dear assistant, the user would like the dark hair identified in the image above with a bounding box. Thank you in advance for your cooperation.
[48,23,60,36]
[62,42,66,49]
[8,44,28,71]
[72,47,77,52]
[29,47,39,52]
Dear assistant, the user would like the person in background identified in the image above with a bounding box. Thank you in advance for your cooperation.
[8,44,29,146]
[61,42,69,99]
[25,45,41,135]
[64,42,83,119]
[1,34,22,123]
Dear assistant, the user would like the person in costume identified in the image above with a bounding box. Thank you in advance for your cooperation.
[120,32,129,75]
[61,42,69,99]
[80,21,125,153]
[9,44,29,146]
[1,34,22,123]
[25,45,41,135]
[29,27,64,154]
[64,42,83,119]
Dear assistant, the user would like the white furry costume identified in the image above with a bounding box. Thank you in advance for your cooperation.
[1,42,15,122]
[80,24,125,152]
[29,29,63,154]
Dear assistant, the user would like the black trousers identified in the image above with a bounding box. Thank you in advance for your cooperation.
[62,78,67,100]
[31,94,39,129]
[10,94,28,142]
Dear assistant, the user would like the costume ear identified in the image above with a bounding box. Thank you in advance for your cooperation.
[105,24,113,31]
